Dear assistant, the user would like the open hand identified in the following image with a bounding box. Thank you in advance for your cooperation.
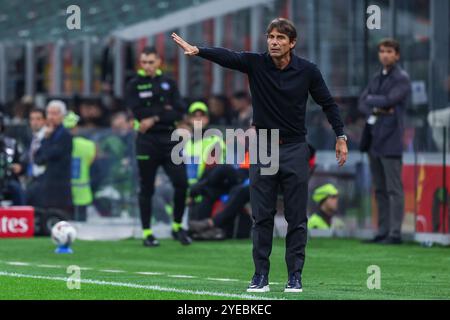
[171,33,199,56]
[336,139,348,167]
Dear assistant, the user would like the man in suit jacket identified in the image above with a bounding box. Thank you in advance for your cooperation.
[33,100,73,213]
[358,39,411,245]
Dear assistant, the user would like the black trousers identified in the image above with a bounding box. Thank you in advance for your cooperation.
[250,141,309,278]
[136,132,188,229]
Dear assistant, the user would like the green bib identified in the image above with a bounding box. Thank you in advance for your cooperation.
[308,213,330,230]
[71,137,96,206]
[184,135,226,186]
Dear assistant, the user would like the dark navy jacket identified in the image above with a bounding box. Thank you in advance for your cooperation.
[34,124,73,209]
[358,65,411,157]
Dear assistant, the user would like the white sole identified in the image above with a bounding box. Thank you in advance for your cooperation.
[284,288,303,293]
[247,286,270,293]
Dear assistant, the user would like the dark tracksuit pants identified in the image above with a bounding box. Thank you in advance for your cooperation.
[213,184,252,239]
[250,141,310,278]
[213,184,250,228]
[136,132,188,229]
[189,165,239,221]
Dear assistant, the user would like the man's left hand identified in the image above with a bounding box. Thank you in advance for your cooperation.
[336,139,348,167]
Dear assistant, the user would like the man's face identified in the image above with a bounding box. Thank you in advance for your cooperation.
[378,46,399,68]
[189,111,209,129]
[140,53,161,77]
[267,29,296,58]
[322,195,339,215]
[29,112,45,132]
[208,98,225,116]
[46,106,64,127]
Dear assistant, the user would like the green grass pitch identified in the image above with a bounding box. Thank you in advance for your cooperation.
[0,237,449,300]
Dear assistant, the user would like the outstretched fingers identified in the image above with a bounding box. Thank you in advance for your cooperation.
[171,33,197,56]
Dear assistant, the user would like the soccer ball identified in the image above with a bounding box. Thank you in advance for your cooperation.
[51,221,77,246]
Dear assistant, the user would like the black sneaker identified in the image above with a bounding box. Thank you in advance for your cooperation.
[284,274,303,293]
[143,235,160,247]
[172,228,192,245]
[247,274,270,293]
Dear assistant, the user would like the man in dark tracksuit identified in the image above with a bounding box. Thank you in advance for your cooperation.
[172,18,348,293]
[126,47,191,247]
[358,39,411,245]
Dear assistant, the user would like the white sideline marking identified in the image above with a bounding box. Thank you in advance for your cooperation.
[136,272,164,276]
[206,278,239,282]
[36,265,63,269]
[168,274,197,279]
[1,261,250,285]
[6,262,30,266]
[0,271,282,300]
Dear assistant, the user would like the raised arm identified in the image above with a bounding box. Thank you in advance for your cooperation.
[171,33,252,73]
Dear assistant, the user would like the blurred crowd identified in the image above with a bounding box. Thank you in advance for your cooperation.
[0,90,269,236]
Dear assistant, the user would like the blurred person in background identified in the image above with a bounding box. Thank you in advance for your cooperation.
[358,39,411,245]
[25,108,47,205]
[183,102,227,221]
[188,151,250,241]
[126,46,190,247]
[92,112,136,217]
[31,100,73,213]
[308,184,343,230]
[11,96,34,125]
[230,91,253,129]
[0,112,26,205]
[64,111,96,222]
[78,98,108,129]
[207,95,233,126]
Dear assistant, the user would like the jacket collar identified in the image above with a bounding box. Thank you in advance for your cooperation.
[137,69,163,78]
[376,64,399,78]
[265,51,304,71]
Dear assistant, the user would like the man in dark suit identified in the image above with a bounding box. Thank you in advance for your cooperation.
[359,39,411,245]
[33,100,73,213]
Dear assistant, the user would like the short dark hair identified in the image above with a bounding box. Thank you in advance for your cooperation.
[141,46,158,57]
[29,107,46,119]
[266,18,297,43]
[378,38,400,54]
